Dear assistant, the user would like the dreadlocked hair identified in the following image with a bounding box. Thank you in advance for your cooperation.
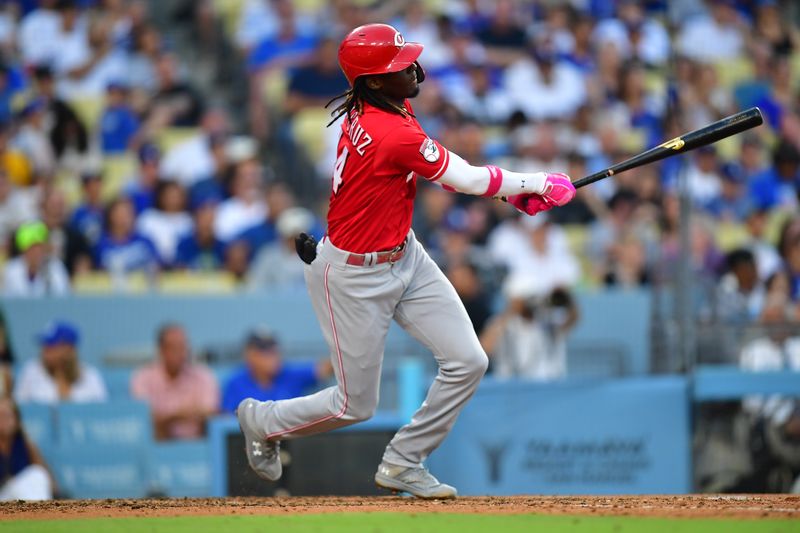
[325,77,413,127]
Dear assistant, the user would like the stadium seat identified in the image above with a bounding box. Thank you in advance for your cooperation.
[643,71,667,101]
[156,127,200,153]
[101,154,139,202]
[56,400,153,447]
[714,57,755,90]
[791,50,800,88]
[212,0,246,38]
[148,441,212,497]
[158,272,238,294]
[102,367,134,401]
[713,134,743,162]
[291,107,330,164]
[53,168,83,209]
[714,222,749,252]
[567,340,627,377]
[50,444,149,499]
[563,224,593,286]
[72,271,151,294]
[211,364,239,388]
[293,0,326,13]
[18,403,55,450]
[766,210,792,246]
[618,128,646,154]
[68,96,107,132]
[260,69,289,109]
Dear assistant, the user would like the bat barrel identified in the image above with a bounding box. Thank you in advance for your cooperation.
[573,107,763,189]
[680,106,763,151]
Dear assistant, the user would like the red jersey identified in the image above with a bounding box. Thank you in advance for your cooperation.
[326,101,450,253]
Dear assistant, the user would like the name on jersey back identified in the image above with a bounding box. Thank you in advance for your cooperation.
[345,111,373,156]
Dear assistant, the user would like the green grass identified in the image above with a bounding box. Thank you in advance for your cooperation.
[1,514,797,533]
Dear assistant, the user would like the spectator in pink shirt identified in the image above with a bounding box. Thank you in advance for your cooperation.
[131,323,219,441]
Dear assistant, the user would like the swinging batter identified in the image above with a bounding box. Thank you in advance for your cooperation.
[237,23,576,499]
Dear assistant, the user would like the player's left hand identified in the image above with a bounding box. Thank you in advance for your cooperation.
[507,173,575,216]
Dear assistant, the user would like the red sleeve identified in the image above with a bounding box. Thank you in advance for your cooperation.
[377,123,450,181]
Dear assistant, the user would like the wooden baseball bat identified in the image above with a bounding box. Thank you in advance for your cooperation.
[573,107,764,189]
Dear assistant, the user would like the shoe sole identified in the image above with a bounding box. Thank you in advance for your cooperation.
[374,474,457,500]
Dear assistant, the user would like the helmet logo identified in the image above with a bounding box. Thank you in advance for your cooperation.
[394,32,405,47]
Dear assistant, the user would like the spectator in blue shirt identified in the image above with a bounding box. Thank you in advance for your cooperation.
[175,193,226,271]
[69,171,104,246]
[99,81,140,154]
[187,132,231,208]
[749,141,800,211]
[0,398,53,500]
[245,2,316,140]
[124,142,161,215]
[707,165,752,222]
[221,329,332,413]
[284,37,349,115]
[94,197,160,274]
[246,29,316,74]
[777,217,800,302]
[232,181,291,258]
[0,63,27,126]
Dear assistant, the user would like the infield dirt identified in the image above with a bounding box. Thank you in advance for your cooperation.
[1,495,798,521]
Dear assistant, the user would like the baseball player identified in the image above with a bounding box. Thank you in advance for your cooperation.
[237,23,576,499]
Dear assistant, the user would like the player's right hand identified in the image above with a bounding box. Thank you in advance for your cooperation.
[507,173,575,216]
[295,232,318,264]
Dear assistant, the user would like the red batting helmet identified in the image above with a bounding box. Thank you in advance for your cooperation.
[337,23,424,85]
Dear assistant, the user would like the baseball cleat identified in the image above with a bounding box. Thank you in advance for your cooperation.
[236,398,282,481]
[374,462,457,499]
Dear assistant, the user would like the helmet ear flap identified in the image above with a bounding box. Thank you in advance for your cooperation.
[414,61,426,83]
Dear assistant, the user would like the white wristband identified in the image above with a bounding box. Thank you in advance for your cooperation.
[435,150,546,196]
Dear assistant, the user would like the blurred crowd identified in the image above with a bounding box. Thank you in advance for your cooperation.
[0,0,799,497]
[0,315,332,499]
[0,1,797,368]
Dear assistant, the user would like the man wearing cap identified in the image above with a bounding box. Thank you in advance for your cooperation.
[100,81,140,155]
[69,171,104,246]
[480,276,578,381]
[707,164,751,222]
[12,97,55,177]
[685,145,723,210]
[504,32,587,121]
[2,221,70,297]
[14,320,107,404]
[135,180,193,266]
[30,63,88,158]
[159,108,226,187]
[213,158,267,242]
[187,132,233,211]
[489,212,580,289]
[749,141,800,212]
[245,207,322,290]
[174,193,226,271]
[221,329,332,414]
[124,143,161,215]
[40,188,93,277]
[677,0,745,64]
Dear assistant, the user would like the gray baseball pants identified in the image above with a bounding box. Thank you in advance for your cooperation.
[251,229,488,469]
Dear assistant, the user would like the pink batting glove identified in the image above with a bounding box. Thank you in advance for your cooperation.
[539,172,576,207]
[507,193,552,216]
[507,173,576,216]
